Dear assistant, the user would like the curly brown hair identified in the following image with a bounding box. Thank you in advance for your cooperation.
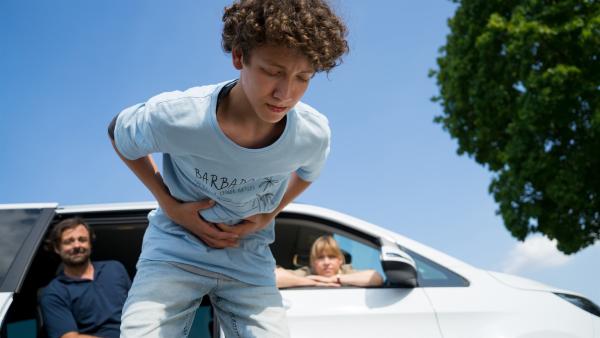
[222,0,348,73]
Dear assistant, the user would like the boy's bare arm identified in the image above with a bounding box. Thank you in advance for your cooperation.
[216,172,311,236]
[272,172,312,215]
[108,125,239,248]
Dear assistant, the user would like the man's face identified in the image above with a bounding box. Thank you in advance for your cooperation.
[55,225,92,267]
[234,45,315,124]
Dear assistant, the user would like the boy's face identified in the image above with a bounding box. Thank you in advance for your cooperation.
[234,45,314,124]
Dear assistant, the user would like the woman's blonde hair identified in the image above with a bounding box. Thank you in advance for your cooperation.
[309,235,345,268]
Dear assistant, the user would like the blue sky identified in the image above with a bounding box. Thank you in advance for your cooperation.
[1,0,598,304]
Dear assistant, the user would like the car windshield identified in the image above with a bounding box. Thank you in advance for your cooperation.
[0,208,43,286]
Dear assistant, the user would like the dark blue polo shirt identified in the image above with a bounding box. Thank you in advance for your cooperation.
[40,261,132,338]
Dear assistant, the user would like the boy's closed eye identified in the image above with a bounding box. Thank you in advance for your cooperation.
[261,67,280,76]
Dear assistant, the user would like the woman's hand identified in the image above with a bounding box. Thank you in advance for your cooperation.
[162,198,240,248]
[307,275,341,287]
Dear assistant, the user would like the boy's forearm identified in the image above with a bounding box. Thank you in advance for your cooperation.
[110,139,175,209]
[110,138,238,247]
[215,174,310,237]
[271,173,311,216]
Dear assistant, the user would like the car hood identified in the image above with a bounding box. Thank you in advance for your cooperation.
[487,271,575,294]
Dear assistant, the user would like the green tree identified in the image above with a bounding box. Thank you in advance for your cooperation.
[432,0,600,254]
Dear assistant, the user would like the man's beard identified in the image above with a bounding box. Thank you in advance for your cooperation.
[61,247,91,267]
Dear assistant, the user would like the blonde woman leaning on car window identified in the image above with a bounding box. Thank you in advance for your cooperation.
[276,235,384,288]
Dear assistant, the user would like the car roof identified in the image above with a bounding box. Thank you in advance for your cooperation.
[56,201,157,214]
[0,203,58,210]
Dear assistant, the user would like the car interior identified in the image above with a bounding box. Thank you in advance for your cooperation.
[0,208,386,338]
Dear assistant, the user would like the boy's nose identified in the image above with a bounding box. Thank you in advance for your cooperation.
[273,79,293,101]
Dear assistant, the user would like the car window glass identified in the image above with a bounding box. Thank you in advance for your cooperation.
[404,249,469,287]
[334,234,385,280]
[0,209,42,286]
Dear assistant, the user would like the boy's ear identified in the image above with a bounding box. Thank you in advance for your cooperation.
[232,48,244,70]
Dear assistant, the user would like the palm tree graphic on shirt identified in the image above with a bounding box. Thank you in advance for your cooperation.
[254,193,275,210]
[259,177,279,192]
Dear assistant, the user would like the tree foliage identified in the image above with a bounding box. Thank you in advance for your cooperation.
[432,0,600,253]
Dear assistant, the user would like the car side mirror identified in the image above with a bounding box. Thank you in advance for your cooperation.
[380,244,418,288]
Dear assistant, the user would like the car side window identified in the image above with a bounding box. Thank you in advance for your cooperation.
[272,216,385,287]
[0,208,43,287]
[334,234,385,279]
[403,249,469,287]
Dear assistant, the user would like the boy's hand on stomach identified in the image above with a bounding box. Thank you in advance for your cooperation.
[163,199,240,248]
[215,213,275,238]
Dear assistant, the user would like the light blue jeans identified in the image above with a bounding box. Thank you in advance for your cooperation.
[120,260,289,338]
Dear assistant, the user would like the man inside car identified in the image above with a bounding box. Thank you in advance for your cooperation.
[39,217,131,338]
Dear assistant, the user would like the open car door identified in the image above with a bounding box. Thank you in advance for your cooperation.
[0,204,57,334]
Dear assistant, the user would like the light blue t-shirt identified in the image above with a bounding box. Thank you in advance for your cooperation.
[114,80,330,285]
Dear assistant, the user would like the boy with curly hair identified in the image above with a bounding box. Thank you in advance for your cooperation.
[108,0,348,336]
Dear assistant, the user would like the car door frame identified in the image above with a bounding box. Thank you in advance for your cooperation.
[274,211,443,338]
[0,204,57,334]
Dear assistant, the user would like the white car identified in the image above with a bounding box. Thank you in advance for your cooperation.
[0,202,599,338]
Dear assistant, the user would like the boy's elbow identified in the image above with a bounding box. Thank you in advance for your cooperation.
[107,114,118,140]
